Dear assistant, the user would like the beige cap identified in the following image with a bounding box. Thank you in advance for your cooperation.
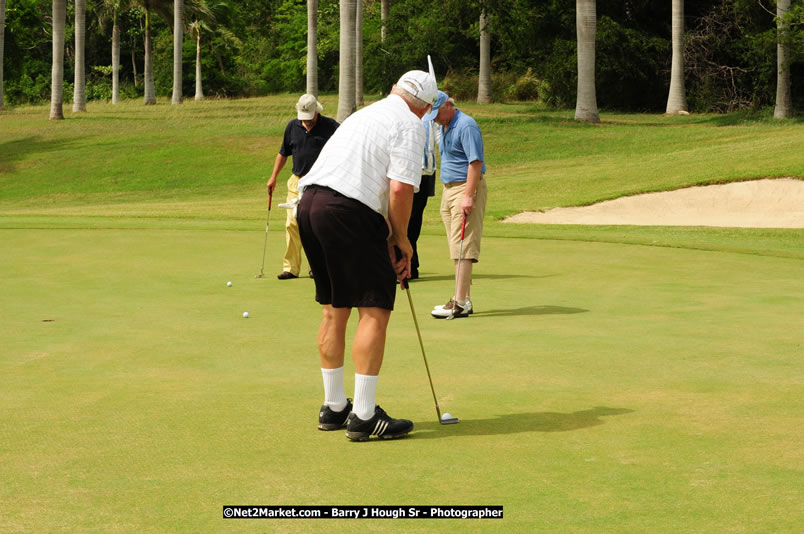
[296,94,323,120]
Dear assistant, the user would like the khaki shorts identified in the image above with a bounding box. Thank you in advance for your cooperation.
[440,176,487,261]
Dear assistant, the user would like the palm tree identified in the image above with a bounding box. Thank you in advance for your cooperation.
[172,0,183,104]
[306,0,318,97]
[774,0,792,119]
[665,0,688,114]
[97,1,127,104]
[380,0,389,42]
[574,0,599,123]
[355,0,363,108]
[133,0,207,105]
[477,9,491,104]
[130,0,173,104]
[185,0,226,101]
[337,0,356,122]
[137,1,160,104]
[188,19,205,100]
[0,0,6,110]
[50,0,66,120]
[380,0,389,83]
[73,0,87,112]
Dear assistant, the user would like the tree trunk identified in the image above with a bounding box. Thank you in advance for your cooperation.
[144,10,156,105]
[194,30,204,101]
[381,0,389,42]
[172,0,183,105]
[574,0,599,123]
[306,0,318,97]
[337,0,356,122]
[665,0,687,114]
[72,0,86,112]
[212,44,224,75]
[50,0,66,120]
[477,9,491,104]
[355,0,363,108]
[131,37,138,88]
[112,20,120,104]
[774,0,792,119]
[0,0,6,109]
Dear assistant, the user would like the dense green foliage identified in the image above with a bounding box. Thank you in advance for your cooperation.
[2,0,803,111]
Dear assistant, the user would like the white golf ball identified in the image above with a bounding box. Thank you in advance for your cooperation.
[227,281,232,287]
[441,412,452,420]
[242,312,249,318]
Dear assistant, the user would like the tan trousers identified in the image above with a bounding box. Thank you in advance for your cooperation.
[440,176,487,261]
[283,174,303,275]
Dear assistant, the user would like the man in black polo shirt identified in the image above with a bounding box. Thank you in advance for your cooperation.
[267,94,339,280]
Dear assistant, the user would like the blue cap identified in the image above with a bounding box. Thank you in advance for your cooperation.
[423,90,449,121]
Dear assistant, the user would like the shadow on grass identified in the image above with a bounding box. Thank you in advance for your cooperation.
[414,273,559,283]
[696,110,804,126]
[412,407,634,439]
[473,305,588,317]
[0,136,79,173]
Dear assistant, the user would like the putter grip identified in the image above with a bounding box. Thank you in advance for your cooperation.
[393,246,410,289]
[460,216,467,240]
[268,192,273,210]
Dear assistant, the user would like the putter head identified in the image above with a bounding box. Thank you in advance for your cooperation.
[437,408,459,425]
[255,273,265,278]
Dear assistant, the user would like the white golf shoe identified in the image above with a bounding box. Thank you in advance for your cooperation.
[431,298,473,318]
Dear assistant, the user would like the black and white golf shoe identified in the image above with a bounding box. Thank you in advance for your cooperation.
[431,298,473,318]
[345,406,413,442]
[318,399,353,431]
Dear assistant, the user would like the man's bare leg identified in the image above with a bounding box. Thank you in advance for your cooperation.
[456,259,472,303]
[318,305,351,412]
[318,305,351,369]
[352,307,391,419]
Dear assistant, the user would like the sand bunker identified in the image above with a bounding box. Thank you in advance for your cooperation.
[504,178,804,229]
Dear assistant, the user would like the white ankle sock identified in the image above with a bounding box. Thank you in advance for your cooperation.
[353,373,378,420]
[321,367,348,412]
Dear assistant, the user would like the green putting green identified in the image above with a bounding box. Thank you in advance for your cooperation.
[2,225,802,533]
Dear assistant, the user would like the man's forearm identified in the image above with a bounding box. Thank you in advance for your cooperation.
[464,160,483,199]
[388,180,414,244]
[269,154,288,181]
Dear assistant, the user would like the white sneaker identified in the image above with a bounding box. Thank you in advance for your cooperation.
[431,298,472,318]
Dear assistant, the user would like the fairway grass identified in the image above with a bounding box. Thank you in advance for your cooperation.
[1,228,802,533]
[1,97,802,532]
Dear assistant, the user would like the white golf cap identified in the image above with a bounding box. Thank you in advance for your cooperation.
[396,70,438,105]
[296,94,323,120]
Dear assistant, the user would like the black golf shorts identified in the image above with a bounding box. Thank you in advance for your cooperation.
[297,185,397,310]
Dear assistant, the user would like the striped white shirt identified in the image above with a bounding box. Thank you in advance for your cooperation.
[298,94,424,217]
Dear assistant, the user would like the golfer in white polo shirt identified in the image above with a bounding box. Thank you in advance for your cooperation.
[296,69,437,442]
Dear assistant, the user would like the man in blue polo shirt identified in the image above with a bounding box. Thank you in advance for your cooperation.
[267,94,339,280]
[426,92,487,318]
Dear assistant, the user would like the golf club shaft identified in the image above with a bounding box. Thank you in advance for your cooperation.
[403,279,442,420]
[257,192,273,276]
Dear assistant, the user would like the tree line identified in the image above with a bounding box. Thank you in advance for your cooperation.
[0,0,802,117]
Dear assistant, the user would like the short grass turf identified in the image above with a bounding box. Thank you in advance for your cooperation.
[2,98,802,532]
[1,227,802,533]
